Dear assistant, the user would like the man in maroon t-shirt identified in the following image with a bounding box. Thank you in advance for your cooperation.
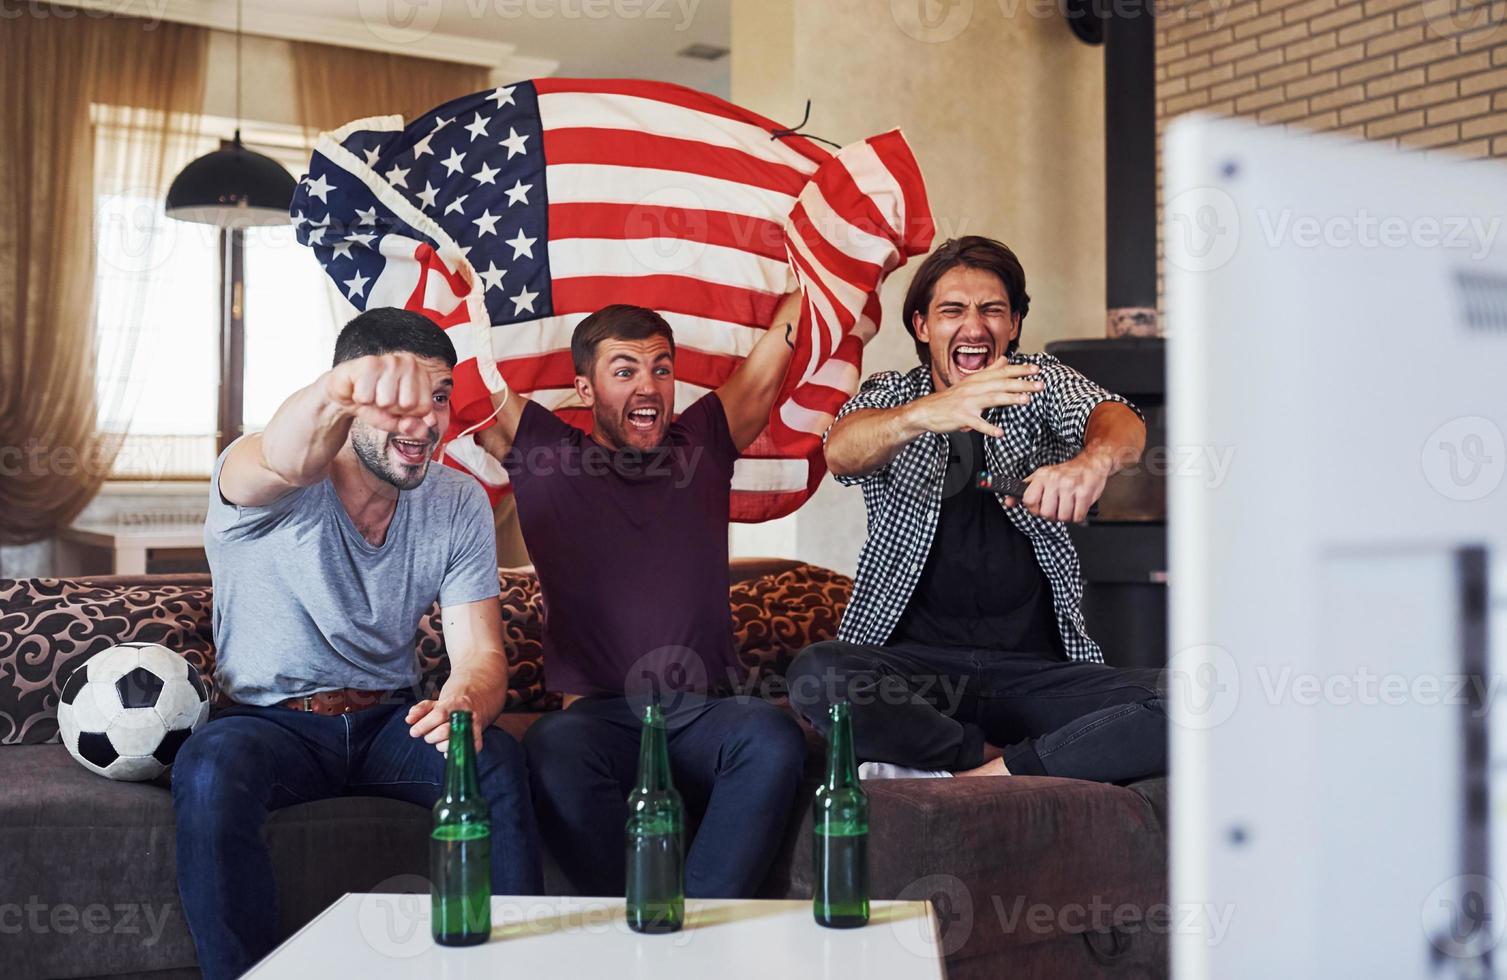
[476,302,806,898]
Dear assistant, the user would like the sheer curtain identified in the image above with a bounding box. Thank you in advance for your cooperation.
[0,10,207,544]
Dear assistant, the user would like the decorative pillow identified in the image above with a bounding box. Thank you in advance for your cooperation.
[0,579,216,745]
[729,566,853,701]
[414,569,559,712]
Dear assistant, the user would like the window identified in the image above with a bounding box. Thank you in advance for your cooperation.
[94,114,350,480]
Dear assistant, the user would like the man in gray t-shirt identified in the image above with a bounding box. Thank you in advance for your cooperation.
[171,308,541,980]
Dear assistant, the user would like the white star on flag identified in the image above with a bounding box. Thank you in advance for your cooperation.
[363,146,380,167]
[354,206,378,225]
[444,194,469,216]
[416,182,439,209]
[472,161,501,186]
[330,241,353,260]
[441,147,466,176]
[477,261,507,292]
[303,174,334,203]
[510,285,538,315]
[505,228,536,259]
[473,209,501,237]
[345,231,377,247]
[431,115,452,134]
[500,127,529,159]
[343,270,369,298]
[504,180,531,206]
[464,112,491,142]
[411,133,434,158]
[485,86,516,108]
[307,218,330,245]
[384,164,409,188]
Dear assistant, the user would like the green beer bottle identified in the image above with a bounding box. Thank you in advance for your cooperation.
[431,710,491,946]
[625,702,685,934]
[813,700,869,928]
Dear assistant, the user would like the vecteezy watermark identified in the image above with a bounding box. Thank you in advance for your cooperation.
[0,898,174,947]
[1165,186,1242,274]
[1422,0,1507,43]
[0,0,169,25]
[1165,644,1240,731]
[1254,208,1502,262]
[356,878,697,956]
[357,0,701,44]
[993,894,1236,946]
[1421,416,1505,503]
[1256,665,1502,716]
[1167,186,1505,273]
[1422,874,1505,962]
[891,0,974,42]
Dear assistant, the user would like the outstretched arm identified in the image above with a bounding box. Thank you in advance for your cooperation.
[404,598,510,753]
[219,353,449,507]
[716,291,802,452]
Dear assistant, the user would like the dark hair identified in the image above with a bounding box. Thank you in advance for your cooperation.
[332,307,457,368]
[902,236,1031,363]
[571,304,676,376]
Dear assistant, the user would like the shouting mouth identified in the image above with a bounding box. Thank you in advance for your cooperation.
[390,436,432,466]
[952,342,993,375]
[626,405,661,433]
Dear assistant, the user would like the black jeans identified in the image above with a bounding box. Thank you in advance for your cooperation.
[785,640,1167,783]
[522,692,806,898]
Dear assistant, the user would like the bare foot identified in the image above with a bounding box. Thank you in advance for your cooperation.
[954,757,1011,778]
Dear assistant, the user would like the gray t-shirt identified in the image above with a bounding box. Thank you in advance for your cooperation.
[204,441,500,706]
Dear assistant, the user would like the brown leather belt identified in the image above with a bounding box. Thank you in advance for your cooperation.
[278,688,393,716]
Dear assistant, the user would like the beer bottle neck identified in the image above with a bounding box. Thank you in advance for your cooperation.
[443,712,480,800]
[826,702,860,789]
[636,705,674,793]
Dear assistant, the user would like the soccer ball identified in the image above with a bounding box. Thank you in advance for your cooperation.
[57,642,211,781]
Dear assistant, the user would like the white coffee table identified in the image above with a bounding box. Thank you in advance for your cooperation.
[246,893,946,978]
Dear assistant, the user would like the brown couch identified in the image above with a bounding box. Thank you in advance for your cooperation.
[0,559,1169,979]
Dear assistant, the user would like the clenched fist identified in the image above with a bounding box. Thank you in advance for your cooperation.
[324,353,451,439]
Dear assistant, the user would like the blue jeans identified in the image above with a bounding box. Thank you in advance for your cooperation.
[171,700,542,979]
[523,693,806,899]
[786,641,1167,783]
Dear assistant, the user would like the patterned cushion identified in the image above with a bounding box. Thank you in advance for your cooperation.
[0,579,217,745]
[0,564,848,745]
[729,566,853,701]
[413,570,559,712]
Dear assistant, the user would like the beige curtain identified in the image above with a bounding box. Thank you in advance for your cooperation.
[0,12,208,545]
[291,41,489,143]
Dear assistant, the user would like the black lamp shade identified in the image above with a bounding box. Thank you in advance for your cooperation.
[165,138,297,228]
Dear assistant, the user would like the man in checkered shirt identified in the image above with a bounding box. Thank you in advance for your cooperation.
[785,236,1167,782]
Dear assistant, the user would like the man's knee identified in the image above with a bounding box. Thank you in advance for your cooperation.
[724,700,807,774]
[521,710,612,786]
[784,641,862,720]
[171,722,267,817]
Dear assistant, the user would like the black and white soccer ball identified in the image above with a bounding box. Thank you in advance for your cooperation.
[57,642,211,781]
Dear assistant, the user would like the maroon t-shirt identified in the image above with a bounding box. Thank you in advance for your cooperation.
[501,394,741,697]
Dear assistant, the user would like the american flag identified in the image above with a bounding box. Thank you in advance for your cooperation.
[290,78,933,521]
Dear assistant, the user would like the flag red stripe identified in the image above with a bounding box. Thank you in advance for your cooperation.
[786,201,885,295]
[542,129,810,197]
[547,202,788,263]
[533,78,832,167]
[551,274,786,327]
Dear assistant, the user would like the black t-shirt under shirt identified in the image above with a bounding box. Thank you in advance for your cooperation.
[890,430,1063,657]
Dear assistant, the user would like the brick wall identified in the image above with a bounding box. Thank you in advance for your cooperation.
[1153,0,1507,306]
